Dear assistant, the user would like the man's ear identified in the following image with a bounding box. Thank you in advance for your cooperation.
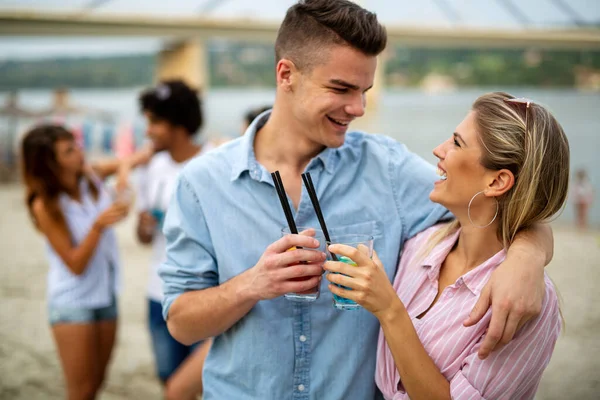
[276,58,298,92]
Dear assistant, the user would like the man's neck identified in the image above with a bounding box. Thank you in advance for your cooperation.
[168,137,201,163]
[254,106,325,174]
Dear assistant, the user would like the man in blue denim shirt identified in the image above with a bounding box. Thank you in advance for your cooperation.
[160,1,553,399]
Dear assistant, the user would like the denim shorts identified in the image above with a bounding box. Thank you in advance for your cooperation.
[48,297,118,325]
[148,299,205,382]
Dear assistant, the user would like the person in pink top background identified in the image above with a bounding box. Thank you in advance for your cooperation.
[324,92,569,399]
[573,169,594,231]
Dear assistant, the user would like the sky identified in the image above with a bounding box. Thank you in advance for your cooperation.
[0,0,598,60]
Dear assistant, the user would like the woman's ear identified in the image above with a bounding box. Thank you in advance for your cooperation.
[485,169,515,198]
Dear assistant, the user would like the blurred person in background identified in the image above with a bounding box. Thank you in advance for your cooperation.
[573,169,594,231]
[134,80,212,400]
[20,124,148,400]
[324,92,569,399]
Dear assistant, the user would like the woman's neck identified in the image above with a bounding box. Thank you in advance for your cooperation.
[61,174,81,201]
[452,222,504,274]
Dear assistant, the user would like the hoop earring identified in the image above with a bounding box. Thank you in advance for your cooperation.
[468,191,499,228]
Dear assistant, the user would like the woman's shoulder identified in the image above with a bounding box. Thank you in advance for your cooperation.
[31,196,47,219]
[396,223,455,279]
[31,196,64,231]
[542,274,561,312]
[517,273,562,338]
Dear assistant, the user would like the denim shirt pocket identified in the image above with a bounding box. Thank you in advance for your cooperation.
[327,220,383,242]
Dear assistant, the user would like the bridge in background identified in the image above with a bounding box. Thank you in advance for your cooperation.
[1,5,600,105]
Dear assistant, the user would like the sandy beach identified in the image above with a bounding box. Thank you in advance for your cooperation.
[0,183,598,400]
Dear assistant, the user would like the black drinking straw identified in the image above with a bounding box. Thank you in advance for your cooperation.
[271,171,298,234]
[301,172,338,261]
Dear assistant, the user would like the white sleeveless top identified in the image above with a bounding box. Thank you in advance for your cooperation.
[45,177,121,308]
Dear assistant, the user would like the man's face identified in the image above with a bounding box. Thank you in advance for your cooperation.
[144,111,175,151]
[285,45,377,148]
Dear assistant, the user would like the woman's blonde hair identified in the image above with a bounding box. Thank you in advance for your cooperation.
[422,92,570,256]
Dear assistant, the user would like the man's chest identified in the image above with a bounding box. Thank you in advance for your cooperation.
[202,175,402,282]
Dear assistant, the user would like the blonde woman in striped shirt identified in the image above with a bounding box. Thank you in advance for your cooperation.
[324,92,568,399]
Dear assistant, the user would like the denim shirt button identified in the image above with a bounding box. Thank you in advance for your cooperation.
[299,335,307,342]
[298,384,305,392]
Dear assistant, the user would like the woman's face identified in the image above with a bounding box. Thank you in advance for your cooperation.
[54,138,84,178]
[430,111,494,219]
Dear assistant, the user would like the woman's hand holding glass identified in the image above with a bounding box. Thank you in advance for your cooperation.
[93,203,129,231]
[324,244,402,320]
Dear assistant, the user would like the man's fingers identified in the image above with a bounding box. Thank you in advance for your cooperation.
[141,218,156,229]
[516,317,528,333]
[280,275,321,294]
[499,312,521,348]
[478,302,509,359]
[298,228,316,237]
[277,264,324,281]
[143,215,156,224]
[279,249,326,267]
[141,212,157,224]
[270,234,320,253]
[464,284,491,327]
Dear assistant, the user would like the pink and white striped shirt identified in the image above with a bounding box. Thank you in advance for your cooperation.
[376,225,561,400]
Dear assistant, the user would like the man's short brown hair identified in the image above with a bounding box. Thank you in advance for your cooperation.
[275,0,387,71]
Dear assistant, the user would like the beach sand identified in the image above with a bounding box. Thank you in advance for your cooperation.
[0,183,598,400]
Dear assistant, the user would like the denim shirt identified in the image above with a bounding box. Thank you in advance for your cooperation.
[160,111,448,400]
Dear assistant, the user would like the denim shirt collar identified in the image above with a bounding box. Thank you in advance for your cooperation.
[230,110,340,182]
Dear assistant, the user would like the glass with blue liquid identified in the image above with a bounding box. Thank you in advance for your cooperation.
[149,208,166,231]
[328,234,374,311]
[148,180,166,233]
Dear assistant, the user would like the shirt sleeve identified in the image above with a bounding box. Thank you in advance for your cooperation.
[449,283,561,400]
[383,282,560,400]
[159,172,218,320]
[388,141,452,243]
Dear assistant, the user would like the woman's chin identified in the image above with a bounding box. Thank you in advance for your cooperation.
[429,189,441,204]
[429,190,452,210]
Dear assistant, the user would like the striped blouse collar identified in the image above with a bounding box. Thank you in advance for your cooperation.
[420,228,507,296]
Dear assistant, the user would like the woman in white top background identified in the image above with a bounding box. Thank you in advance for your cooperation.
[21,124,148,400]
